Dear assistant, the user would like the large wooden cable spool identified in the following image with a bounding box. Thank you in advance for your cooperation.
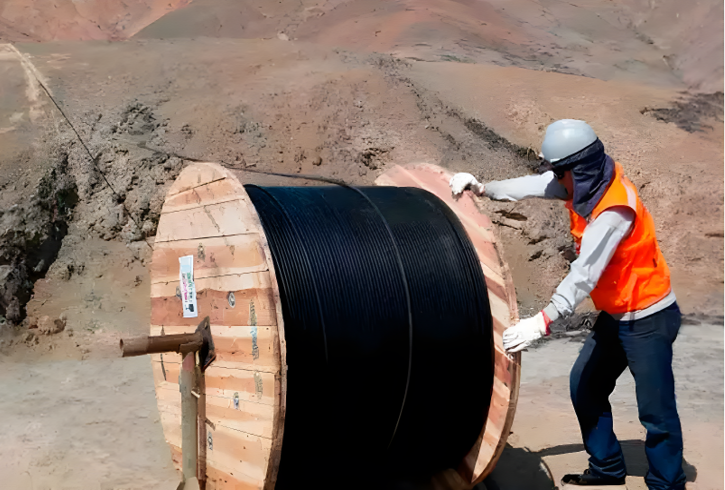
[149,162,521,489]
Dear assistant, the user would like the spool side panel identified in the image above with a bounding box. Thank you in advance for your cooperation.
[151,162,286,490]
[375,163,521,484]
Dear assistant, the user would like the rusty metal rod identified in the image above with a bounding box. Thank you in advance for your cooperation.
[120,331,203,357]
[181,351,199,484]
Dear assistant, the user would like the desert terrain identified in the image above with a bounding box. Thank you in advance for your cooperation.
[0,1,722,489]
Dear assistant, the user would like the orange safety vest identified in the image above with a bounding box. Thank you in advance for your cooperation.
[563,162,671,314]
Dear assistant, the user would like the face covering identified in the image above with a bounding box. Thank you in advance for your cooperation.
[552,139,614,219]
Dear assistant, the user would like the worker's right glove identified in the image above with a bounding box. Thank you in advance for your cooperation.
[502,311,552,353]
[449,173,485,196]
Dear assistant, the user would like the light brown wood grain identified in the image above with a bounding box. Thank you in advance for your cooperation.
[150,325,277,367]
[153,363,277,406]
[162,420,271,482]
[151,235,268,284]
[150,287,277,327]
[158,387,275,439]
[155,200,260,243]
[162,178,246,214]
[166,163,229,198]
[171,446,265,490]
[151,272,274,297]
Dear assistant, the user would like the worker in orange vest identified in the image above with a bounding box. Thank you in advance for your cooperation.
[450,119,685,490]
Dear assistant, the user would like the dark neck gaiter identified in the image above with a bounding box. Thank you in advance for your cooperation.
[553,139,615,219]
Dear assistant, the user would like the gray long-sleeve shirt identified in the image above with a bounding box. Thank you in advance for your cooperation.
[485,171,675,321]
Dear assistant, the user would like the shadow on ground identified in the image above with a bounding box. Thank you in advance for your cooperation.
[484,440,697,489]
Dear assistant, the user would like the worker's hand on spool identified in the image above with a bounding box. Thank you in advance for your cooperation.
[502,311,552,353]
[449,173,485,197]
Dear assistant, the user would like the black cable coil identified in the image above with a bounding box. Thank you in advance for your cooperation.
[245,185,494,489]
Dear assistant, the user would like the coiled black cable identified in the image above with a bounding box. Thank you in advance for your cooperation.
[245,185,493,489]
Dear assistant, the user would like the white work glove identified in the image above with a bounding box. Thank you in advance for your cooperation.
[449,173,485,196]
[502,311,552,353]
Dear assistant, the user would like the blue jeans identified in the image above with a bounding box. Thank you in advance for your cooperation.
[570,302,686,490]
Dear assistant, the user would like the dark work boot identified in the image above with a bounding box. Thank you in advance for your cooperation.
[561,469,626,486]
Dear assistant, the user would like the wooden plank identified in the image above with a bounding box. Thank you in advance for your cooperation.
[150,235,268,284]
[208,424,272,482]
[155,200,260,243]
[171,446,265,490]
[149,325,278,368]
[162,178,246,214]
[158,390,275,439]
[489,292,512,330]
[166,162,230,198]
[151,286,277,327]
[154,356,280,373]
[480,261,505,288]
[152,272,273,297]
[493,351,513,386]
[154,365,277,406]
[165,421,272,483]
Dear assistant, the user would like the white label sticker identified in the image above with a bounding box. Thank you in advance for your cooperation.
[179,255,198,318]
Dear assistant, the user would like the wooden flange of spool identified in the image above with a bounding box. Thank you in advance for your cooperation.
[150,162,287,490]
[149,161,520,489]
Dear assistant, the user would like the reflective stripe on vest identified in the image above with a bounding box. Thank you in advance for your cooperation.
[565,162,672,314]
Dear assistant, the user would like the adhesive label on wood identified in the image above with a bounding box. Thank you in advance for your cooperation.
[179,255,198,318]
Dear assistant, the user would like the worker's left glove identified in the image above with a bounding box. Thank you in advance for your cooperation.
[502,311,552,353]
[449,173,485,196]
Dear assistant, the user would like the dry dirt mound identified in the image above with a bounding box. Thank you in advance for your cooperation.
[0,0,190,41]
[133,0,721,92]
[2,0,721,91]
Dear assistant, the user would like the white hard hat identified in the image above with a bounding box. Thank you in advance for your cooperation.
[540,119,598,163]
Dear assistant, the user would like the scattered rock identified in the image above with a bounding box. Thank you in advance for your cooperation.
[497,209,528,221]
[312,156,322,166]
[641,92,723,133]
[493,217,523,230]
[558,244,578,263]
[357,147,390,170]
[37,314,66,335]
[134,275,143,287]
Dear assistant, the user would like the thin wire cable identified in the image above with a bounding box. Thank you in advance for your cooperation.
[24,63,154,250]
[138,142,354,187]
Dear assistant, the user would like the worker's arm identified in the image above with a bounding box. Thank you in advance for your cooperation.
[543,207,634,322]
[503,207,634,352]
[450,171,568,201]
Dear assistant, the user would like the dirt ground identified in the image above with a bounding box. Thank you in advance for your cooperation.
[0,1,722,489]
